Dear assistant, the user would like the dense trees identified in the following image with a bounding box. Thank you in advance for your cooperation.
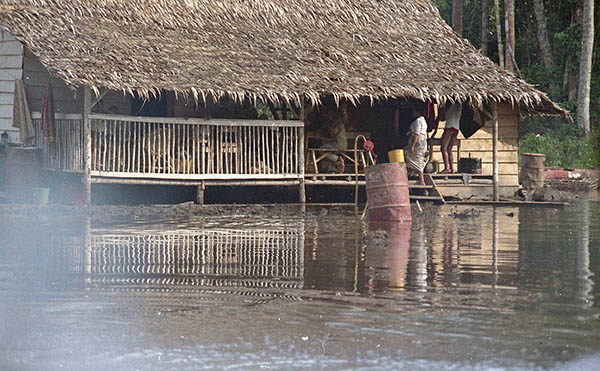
[533,0,554,69]
[435,0,598,166]
[437,1,597,122]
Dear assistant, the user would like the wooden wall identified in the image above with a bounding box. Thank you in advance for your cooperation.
[0,30,23,142]
[430,103,519,188]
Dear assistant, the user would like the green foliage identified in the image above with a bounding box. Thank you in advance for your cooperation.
[554,23,583,63]
[519,124,599,169]
[433,0,450,23]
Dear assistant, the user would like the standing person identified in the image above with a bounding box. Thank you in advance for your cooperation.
[440,103,462,174]
[404,104,428,186]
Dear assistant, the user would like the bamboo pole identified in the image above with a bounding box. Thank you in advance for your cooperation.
[83,86,92,205]
[102,120,107,171]
[492,102,499,201]
[298,104,306,203]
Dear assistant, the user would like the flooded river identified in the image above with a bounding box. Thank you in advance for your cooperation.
[0,201,599,370]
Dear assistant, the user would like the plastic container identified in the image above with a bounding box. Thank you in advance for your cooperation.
[388,149,405,163]
[424,161,438,174]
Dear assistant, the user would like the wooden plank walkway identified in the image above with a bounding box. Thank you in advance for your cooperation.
[445,200,568,207]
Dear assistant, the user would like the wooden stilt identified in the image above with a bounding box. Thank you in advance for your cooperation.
[83,86,92,205]
[298,178,306,203]
[196,181,205,205]
[298,102,306,203]
[492,102,499,201]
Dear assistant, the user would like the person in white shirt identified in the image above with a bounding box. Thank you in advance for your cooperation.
[404,105,428,186]
[440,104,462,174]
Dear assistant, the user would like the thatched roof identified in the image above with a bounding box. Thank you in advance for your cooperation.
[0,0,565,115]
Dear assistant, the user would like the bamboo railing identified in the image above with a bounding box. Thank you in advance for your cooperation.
[33,113,304,181]
[32,112,84,172]
[89,114,304,180]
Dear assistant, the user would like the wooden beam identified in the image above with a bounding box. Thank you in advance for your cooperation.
[91,177,300,186]
[90,89,109,110]
[83,86,92,205]
[492,102,499,201]
[446,200,567,207]
[88,114,303,128]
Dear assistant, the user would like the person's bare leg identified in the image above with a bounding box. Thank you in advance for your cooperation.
[440,129,452,173]
[447,131,458,173]
[418,171,425,185]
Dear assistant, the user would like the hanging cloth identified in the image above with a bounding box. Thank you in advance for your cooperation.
[12,79,35,144]
[425,100,439,133]
[459,102,482,139]
[41,85,56,157]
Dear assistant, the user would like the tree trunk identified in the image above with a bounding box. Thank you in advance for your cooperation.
[577,0,594,136]
[494,0,504,68]
[452,0,463,36]
[568,5,584,101]
[481,0,488,55]
[569,63,579,101]
[504,0,516,72]
[533,0,554,69]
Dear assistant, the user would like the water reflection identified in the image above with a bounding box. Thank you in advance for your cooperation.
[0,203,598,370]
[301,207,521,294]
[86,223,305,294]
[364,221,411,291]
[3,204,595,305]
[576,201,594,308]
[518,203,596,311]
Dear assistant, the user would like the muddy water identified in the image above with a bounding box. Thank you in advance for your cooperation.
[0,202,599,370]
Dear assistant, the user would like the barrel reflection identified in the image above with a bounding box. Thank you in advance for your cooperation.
[364,221,411,292]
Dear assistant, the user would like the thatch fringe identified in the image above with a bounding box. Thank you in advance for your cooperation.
[0,0,565,115]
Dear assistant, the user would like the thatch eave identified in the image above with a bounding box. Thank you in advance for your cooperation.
[0,0,567,117]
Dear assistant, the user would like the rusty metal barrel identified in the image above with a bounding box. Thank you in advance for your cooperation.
[365,162,411,222]
[520,153,545,190]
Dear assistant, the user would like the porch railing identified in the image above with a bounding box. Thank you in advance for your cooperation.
[89,114,304,180]
[33,113,305,180]
[32,112,84,172]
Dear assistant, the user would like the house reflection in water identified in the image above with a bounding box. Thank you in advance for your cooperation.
[85,224,305,294]
[301,209,521,294]
[11,203,592,310]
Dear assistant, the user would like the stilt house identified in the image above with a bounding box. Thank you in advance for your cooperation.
[0,0,565,203]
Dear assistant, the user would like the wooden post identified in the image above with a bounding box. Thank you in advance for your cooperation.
[492,207,498,289]
[298,101,306,203]
[492,102,499,201]
[196,181,205,205]
[83,86,92,205]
